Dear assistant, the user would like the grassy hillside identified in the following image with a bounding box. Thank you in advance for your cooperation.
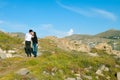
[0,38,120,80]
[0,31,23,51]
[65,29,120,40]
[95,29,120,39]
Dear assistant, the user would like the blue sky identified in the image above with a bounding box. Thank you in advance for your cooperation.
[0,0,120,37]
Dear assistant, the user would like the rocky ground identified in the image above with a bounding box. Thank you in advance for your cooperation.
[0,36,120,80]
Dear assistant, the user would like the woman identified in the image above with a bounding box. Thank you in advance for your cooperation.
[32,32,38,57]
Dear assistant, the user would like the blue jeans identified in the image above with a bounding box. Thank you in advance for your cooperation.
[32,43,38,57]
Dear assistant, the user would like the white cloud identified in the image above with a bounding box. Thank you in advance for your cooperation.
[67,29,74,36]
[32,24,74,38]
[91,8,117,21]
[56,1,117,21]
[56,1,91,17]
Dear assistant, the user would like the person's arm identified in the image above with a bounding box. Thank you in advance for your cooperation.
[36,37,38,44]
[25,33,27,41]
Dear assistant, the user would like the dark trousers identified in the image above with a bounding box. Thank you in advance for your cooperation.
[25,41,32,57]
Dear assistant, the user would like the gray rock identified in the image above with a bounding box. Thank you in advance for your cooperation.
[0,53,7,59]
[6,53,13,58]
[88,53,99,57]
[96,69,104,76]
[0,48,13,59]
[76,77,82,80]
[43,71,49,75]
[16,68,30,76]
[65,78,76,80]
[0,48,6,59]
[13,54,23,58]
[82,75,92,80]
[8,50,16,54]
[106,76,111,80]
[117,72,120,80]
[0,48,3,53]
[0,53,13,59]
[75,74,81,77]
[101,65,109,71]
[96,65,109,76]
[84,66,92,72]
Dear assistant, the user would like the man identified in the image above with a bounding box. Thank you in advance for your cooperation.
[25,29,33,57]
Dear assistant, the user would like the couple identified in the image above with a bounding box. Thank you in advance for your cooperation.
[25,29,38,57]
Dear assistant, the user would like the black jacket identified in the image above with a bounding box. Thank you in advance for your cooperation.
[32,37,38,44]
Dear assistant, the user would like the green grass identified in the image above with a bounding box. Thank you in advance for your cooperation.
[0,32,23,51]
[0,50,119,80]
[0,38,119,80]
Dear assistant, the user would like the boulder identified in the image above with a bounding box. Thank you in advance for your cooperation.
[88,53,99,57]
[95,43,112,54]
[16,68,30,76]
[117,72,120,80]
[96,69,104,76]
[13,54,23,58]
[0,53,7,59]
[0,48,3,53]
[0,48,13,59]
[100,65,109,72]
[106,76,111,80]
[8,50,16,53]
[0,53,13,59]
[6,53,13,58]
[96,65,109,76]
[65,78,76,80]
[76,77,82,80]
[82,75,92,80]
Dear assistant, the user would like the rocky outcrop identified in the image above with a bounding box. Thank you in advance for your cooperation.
[45,36,90,52]
[67,40,90,52]
[112,50,120,57]
[95,43,112,54]
[0,48,14,59]
[94,43,120,57]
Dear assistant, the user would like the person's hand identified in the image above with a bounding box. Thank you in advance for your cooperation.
[36,44,38,47]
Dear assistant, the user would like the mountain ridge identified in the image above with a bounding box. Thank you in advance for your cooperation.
[65,29,120,40]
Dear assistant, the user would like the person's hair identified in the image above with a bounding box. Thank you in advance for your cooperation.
[34,32,37,37]
[29,29,33,32]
